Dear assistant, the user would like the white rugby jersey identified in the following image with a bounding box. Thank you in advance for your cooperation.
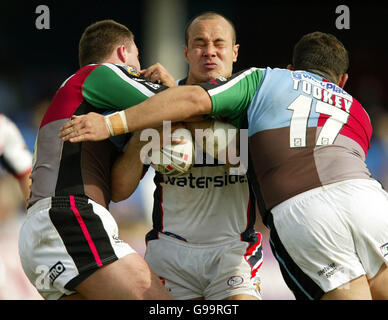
[0,114,32,178]
[145,77,256,245]
[147,163,256,244]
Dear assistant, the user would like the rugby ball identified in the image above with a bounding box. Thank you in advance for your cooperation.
[196,119,238,161]
[150,128,194,176]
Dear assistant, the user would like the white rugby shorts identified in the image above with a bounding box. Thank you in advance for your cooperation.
[268,179,388,299]
[145,232,263,300]
[18,196,135,300]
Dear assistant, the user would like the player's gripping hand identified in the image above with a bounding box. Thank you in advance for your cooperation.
[141,62,176,88]
[59,113,110,142]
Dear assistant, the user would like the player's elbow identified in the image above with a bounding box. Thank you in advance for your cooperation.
[111,190,126,203]
[111,184,136,203]
[111,193,125,203]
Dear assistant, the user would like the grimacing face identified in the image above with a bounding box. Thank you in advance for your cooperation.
[184,16,239,84]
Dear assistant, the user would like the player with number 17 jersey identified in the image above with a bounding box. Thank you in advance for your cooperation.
[200,67,372,216]
[199,67,388,299]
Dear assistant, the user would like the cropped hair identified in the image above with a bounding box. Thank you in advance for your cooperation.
[292,31,349,79]
[184,11,237,45]
[79,19,134,67]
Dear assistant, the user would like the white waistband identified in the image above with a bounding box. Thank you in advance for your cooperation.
[271,178,377,213]
[155,232,241,248]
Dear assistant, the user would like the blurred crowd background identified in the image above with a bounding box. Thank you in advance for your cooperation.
[0,0,387,299]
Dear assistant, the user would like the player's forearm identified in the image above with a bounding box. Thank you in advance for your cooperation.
[111,137,145,202]
[124,86,212,132]
[59,86,212,143]
[111,154,143,202]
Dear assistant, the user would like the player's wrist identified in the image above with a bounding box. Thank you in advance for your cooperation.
[105,111,129,136]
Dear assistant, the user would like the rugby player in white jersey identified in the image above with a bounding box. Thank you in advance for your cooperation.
[0,114,32,203]
[111,12,263,300]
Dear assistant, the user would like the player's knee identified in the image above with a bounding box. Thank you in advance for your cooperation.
[119,254,155,287]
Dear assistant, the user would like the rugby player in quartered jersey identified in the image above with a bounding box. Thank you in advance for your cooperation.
[20,19,174,301]
[23,62,170,300]
[199,67,372,217]
[196,66,388,300]
[29,63,164,209]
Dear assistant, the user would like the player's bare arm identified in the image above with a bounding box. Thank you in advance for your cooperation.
[59,85,211,142]
[111,124,185,202]
[111,131,147,202]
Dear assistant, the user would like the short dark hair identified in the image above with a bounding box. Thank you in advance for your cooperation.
[78,19,134,67]
[292,31,349,79]
[184,11,237,45]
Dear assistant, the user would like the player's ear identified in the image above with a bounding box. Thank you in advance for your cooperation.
[117,45,127,64]
[233,44,240,63]
[286,64,294,70]
[338,73,348,88]
[183,45,189,61]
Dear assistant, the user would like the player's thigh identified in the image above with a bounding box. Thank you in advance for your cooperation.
[368,263,388,300]
[205,235,262,300]
[145,234,204,300]
[347,180,388,282]
[269,186,366,299]
[74,252,172,300]
[321,275,372,300]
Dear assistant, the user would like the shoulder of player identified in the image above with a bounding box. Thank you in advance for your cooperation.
[86,63,166,92]
[231,67,264,78]
[223,67,271,87]
[85,63,140,80]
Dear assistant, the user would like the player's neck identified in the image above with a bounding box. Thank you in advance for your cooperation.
[306,68,338,84]
[185,74,200,85]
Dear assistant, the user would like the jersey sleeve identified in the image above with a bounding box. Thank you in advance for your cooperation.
[197,68,264,128]
[0,115,32,178]
[82,63,167,111]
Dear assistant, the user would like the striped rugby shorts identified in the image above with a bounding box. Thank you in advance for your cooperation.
[18,196,135,299]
